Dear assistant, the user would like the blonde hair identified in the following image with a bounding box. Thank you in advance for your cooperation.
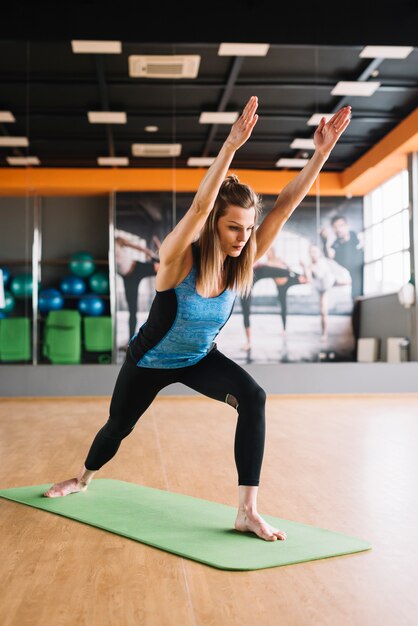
[197,174,262,298]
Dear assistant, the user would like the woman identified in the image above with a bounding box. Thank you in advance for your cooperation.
[302,244,352,341]
[240,246,307,352]
[115,232,160,341]
[44,96,351,542]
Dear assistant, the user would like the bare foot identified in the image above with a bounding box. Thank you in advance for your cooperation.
[43,478,89,498]
[234,509,287,541]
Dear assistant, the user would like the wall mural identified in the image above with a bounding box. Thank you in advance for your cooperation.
[115,191,363,365]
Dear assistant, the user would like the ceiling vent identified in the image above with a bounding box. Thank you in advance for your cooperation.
[129,55,201,79]
[132,143,182,157]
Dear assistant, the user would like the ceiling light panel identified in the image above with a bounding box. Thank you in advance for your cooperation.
[199,112,239,124]
[7,156,40,166]
[290,138,315,150]
[0,137,29,147]
[88,112,127,124]
[98,157,129,166]
[218,43,270,56]
[331,81,380,96]
[0,111,16,123]
[307,113,334,126]
[71,40,122,54]
[187,157,216,167]
[276,158,309,168]
[360,46,413,59]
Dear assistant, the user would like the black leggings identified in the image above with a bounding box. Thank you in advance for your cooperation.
[122,261,157,338]
[84,346,266,486]
[241,265,303,329]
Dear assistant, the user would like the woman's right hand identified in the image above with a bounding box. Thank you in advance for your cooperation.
[225,95,259,151]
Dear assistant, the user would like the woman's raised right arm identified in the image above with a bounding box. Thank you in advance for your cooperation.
[158,96,259,265]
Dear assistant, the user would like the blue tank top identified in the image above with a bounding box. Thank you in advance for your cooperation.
[129,245,237,369]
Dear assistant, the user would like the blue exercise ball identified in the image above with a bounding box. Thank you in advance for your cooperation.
[69,252,96,278]
[89,271,109,295]
[38,288,64,313]
[0,311,7,319]
[10,273,33,298]
[1,290,16,313]
[78,294,105,316]
[60,274,87,296]
[1,266,11,287]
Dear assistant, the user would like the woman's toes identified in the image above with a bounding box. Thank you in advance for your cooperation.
[260,526,276,541]
[275,531,287,540]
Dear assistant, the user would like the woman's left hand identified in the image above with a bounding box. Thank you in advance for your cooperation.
[225,95,259,151]
[314,106,352,157]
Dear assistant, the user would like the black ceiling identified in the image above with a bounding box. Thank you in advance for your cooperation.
[1,1,418,172]
[2,1,418,47]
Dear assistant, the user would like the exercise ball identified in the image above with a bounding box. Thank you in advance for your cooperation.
[38,288,64,313]
[78,294,105,316]
[0,311,7,319]
[1,291,15,313]
[10,273,33,298]
[0,266,10,287]
[89,271,109,295]
[60,275,87,296]
[69,252,96,277]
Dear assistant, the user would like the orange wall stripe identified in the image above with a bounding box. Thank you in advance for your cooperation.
[0,167,345,197]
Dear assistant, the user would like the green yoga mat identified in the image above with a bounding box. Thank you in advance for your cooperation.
[0,479,371,570]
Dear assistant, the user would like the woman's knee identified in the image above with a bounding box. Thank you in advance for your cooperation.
[251,384,267,410]
[231,382,266,412]
[101,417,135,441]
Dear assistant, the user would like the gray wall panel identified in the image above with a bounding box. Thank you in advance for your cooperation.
[359,293,412,360]
[1,363,417,396]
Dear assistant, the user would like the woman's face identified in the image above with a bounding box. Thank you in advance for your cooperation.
[216,205,256,257]
[310,245,321,262]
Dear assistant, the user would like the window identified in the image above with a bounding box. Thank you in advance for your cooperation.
[363,171,410,295]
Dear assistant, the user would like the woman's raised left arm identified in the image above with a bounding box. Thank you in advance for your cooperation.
[255,105,351,261]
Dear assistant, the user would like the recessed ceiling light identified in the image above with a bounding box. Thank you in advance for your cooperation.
[88,112,127,124]
[0,137,29,147]
[0,111,16,123]
[187,157,216,167]
[360,45,413,59]
[7,156,40,166]
[331,81,380,96]
[97,157,129,166]
[276,158,309,168]
[71,40,122,54]
[290,138,315,150]
[307,113,334,126]
[132,144,182,157]
[218,43,270,56]
[199,112,239,124]
[145,125,159,133]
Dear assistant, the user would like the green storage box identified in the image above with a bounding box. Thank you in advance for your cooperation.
[43,309,81,364]
[0,317,31,362]
[83,316,112,352]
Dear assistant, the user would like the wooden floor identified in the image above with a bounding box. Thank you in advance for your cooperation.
[1,394,418,626]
